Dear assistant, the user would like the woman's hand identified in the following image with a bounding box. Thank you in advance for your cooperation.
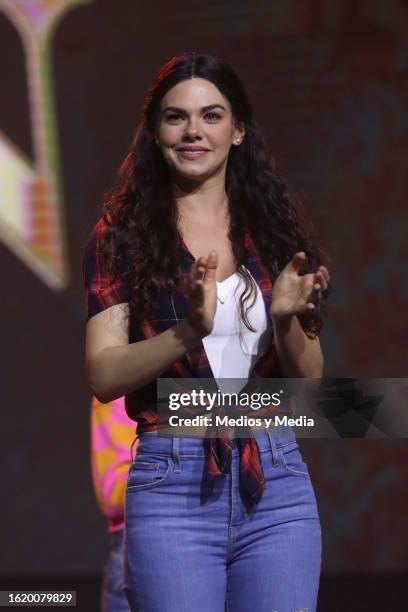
[186,251,218,339]
[270,252,330,320]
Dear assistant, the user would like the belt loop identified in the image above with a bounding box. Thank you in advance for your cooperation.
[172,437,181,473]
[266,429,280,467]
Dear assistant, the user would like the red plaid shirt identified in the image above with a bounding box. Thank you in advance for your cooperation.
[83,217,282,503]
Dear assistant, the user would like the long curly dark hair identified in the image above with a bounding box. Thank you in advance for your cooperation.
[96,52,330,336]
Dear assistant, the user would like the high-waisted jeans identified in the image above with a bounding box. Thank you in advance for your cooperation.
[123,428,322,612]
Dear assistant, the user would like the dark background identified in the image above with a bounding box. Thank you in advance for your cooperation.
[1,0,407,609]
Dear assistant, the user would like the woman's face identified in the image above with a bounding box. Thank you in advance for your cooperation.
[156,77,244,183]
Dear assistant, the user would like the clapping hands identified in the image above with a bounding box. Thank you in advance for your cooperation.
[270,252,330,319]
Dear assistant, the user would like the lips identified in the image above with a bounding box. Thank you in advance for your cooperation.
[176,148,209,160]
[176,147,209,152]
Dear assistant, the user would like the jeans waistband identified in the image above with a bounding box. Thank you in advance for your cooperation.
[132,426,296,461]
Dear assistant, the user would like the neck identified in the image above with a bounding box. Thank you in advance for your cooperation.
[172,169,229,223]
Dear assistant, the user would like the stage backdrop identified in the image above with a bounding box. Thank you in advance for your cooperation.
[0,0,407,576]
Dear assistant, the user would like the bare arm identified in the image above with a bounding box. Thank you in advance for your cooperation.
[85,303,202,403]
[85,253,219,403]
[270,251,330,378]
[272,314,323,378]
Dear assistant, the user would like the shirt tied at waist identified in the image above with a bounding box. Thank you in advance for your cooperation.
[204,435,265,503]
[138,415,267,505]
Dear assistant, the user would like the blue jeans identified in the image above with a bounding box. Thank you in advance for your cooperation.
[101,529,130,612]
[124,428,321,612]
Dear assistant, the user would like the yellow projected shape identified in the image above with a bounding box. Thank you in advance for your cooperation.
[0,0,92,288]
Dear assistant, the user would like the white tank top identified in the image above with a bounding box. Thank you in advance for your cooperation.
[202,266,272,393]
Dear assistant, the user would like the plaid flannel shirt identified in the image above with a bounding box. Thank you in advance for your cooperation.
[83,217,281,503]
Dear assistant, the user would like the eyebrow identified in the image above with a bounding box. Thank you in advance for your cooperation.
[161,103,226,115]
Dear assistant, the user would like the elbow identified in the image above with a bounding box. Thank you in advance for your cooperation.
[91,381,125,404]
[92,387,116,404]
[311,367,323,379]
[89,373,122,404]
[89,377,114,404]
[87,360,118,404]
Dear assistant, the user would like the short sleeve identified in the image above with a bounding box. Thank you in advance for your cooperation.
[83,218,130,321]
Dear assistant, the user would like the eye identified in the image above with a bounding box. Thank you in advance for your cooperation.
[205,112,222,122]
[165,113,183,122]
[164,112,222,123]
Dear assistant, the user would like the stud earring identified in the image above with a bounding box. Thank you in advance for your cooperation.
[233,139,242,145]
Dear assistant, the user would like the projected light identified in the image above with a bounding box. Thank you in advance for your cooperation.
[0,0,92,288]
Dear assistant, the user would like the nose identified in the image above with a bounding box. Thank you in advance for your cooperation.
[183,118,202,140]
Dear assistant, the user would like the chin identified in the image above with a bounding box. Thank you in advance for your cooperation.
[172,164,212,181]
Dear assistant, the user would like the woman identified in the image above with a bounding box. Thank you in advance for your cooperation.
[83,52,330,612]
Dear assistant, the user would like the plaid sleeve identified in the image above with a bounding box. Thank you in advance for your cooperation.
[83,217,130,320]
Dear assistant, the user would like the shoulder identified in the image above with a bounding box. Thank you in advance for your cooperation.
[84,214,125,262]
[83,214,130,320]
[83,216,107,257]
[87,215,114,246]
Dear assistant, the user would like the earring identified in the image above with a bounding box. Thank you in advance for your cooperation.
[233,139,242,145]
